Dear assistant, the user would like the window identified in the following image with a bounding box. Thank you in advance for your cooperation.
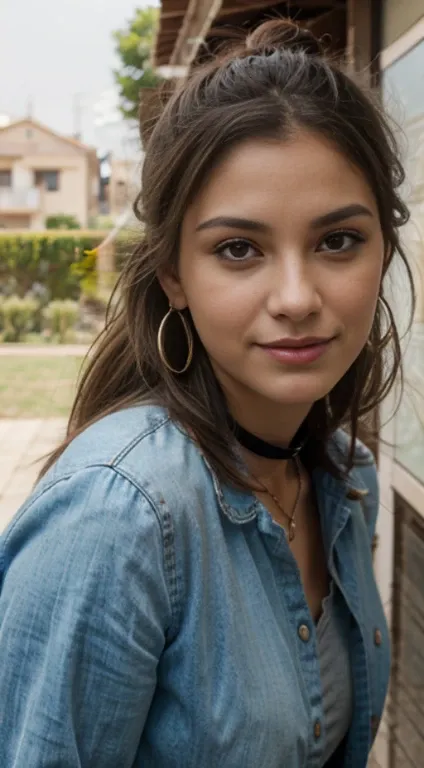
[0,170,12,187]
[383,39,424,485]
[390,495,424,767]
[34,170,60,192]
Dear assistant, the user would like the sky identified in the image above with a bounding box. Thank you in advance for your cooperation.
[0,0,158,156]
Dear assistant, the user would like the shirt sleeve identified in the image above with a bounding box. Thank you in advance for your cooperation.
[0,465,173,767]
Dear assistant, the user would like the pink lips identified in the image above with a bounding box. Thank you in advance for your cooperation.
[260,337,333,365]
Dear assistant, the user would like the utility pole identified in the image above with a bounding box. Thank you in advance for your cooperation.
[73,93,82,140]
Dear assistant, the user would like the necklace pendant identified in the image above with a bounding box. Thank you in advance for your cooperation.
[289,520,296,542]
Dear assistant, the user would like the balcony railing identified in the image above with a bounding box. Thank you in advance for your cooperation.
[0,187,40,211]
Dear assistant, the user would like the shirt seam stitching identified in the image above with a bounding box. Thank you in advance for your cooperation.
[107,414,171,466]
[1,462,181,638]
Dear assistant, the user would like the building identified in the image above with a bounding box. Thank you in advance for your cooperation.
[154,2,424,767]
[376,7,424,768]
[0,118,99,229]
[108,155,141,219]
[97,151,141,221]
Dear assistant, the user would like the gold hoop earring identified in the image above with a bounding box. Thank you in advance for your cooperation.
[157,305,193,374]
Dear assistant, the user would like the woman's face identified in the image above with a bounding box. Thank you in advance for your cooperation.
[161,131,384,419]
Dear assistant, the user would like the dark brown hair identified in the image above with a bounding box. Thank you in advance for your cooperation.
[41,18,414,483]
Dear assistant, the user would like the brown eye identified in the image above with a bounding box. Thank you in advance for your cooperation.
[318,230,365,254]
[215,238,259,262]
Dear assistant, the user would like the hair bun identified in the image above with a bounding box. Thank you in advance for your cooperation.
[245,19,324,57]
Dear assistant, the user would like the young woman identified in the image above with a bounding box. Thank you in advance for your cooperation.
[0,19,414,768]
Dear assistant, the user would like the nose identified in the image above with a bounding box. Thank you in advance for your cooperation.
[267,253,322,322]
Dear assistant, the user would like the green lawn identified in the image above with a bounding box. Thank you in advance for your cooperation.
[0,357,84,418]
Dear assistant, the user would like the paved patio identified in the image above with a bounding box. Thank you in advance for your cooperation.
[0,344,89,357]
[0,418,66,533]
[0,344,86,530]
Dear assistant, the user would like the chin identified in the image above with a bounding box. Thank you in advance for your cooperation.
[258,376,336,407]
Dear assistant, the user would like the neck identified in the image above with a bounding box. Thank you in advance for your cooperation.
[227,399,310,487]
[227,398,310,451]
[241,448,296,487]
[212,358,312,448]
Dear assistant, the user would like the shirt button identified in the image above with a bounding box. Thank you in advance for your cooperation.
[298,624,310,642]
[314,720,322,740]
[374,628,382,646]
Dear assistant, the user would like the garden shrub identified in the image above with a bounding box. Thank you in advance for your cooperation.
[0,295,39,342]
[42,299,79,344]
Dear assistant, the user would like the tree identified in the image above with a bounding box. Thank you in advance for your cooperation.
[113,6,162,121]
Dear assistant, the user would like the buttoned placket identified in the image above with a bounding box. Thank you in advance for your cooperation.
[254,507,326,767]
[259,477,374,768]
[213,458,374,768]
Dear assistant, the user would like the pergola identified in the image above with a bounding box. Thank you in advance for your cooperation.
[154,0,380,78]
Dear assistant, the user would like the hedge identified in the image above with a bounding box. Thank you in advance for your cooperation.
[0,231,107,300]
[0,295,81,343]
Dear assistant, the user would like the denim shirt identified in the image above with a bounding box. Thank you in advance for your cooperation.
[0,405,390,768]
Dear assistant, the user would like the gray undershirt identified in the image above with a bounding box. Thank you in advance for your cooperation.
[316,581,353,765]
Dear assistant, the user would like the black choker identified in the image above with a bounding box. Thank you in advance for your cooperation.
[230,419,307,460]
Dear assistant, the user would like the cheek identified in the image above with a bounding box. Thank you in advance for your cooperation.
[333,264,381,337]
[181,262,259,341]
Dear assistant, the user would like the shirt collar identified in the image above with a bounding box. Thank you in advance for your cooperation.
[212,453,367,529]
[201,425,369,528]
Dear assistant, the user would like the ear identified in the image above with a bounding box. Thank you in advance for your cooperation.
[157,268,188,310]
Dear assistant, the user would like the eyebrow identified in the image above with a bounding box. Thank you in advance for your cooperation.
[195,216,271,234]
[195,204,374,234]
[310,204,374,228]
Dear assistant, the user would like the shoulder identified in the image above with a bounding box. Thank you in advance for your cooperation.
[328,428,375,469]
[328,428,379,539]
[328,428,376,486]
[328,428,378,499]
[45,404,173,473]
[33,405,209,534]
[43,404,200,489]
[2,407,196,631]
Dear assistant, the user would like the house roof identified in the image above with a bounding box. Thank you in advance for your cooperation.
[154,0,346,68]
[0,118,97,155]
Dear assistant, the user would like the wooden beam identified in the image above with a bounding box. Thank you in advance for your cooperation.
[292,0,340,7]
[218,0,342,12]
[305,6,346,50]
[346,0,378,79]
[169,0,224,66]
[161,10,186,19]
[160,18,184,33]
[160,0,188,12]
[156,44,176,53]
[157,32,183,41]
[218,1,283,18]
[155,0,347,67]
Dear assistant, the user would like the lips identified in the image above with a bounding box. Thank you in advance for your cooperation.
[259,337,334,365]
[262,337,333,349]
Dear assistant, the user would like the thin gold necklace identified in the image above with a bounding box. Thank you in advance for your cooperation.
[250,456,302,542]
